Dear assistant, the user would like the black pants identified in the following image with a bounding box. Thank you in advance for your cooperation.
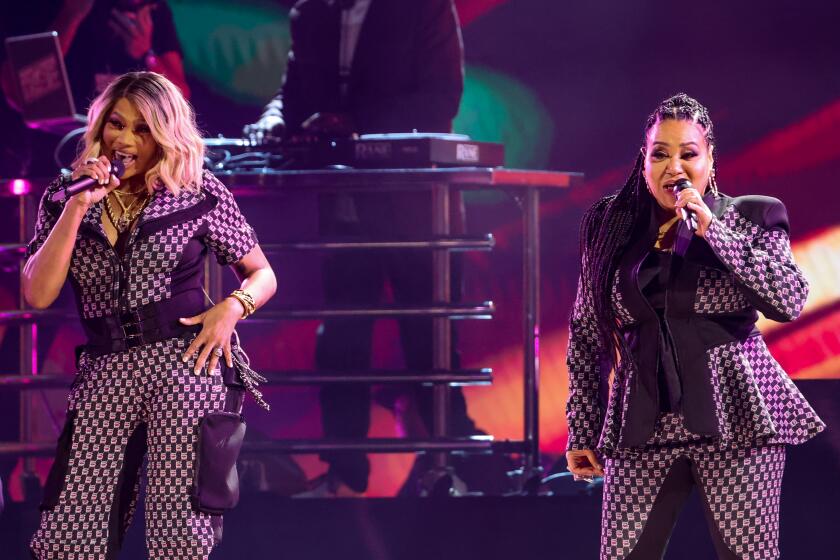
[627,456,739,560]
[315,191,477,493]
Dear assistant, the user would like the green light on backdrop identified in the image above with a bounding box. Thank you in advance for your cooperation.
[169,0,290,103]
[455,66,554,169]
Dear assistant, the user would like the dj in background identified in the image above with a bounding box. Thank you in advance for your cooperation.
[244,0,486,497]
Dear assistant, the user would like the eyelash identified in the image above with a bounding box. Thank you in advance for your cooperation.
[651,151,697,160]
[107,118,150,134]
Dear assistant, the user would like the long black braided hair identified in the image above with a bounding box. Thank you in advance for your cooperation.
[580,93,716,369]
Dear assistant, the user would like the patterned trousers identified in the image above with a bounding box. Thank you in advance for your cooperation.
[601,414,786,560]
[31,336,225,560]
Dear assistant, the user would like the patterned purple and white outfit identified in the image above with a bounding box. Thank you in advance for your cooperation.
[566,193,824,559]
[27,171,257,559]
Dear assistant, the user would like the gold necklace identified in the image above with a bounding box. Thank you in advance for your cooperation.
[105,191,148,233]
[111,190,141,213]
[654,216,680,251]
[111,185,148,200]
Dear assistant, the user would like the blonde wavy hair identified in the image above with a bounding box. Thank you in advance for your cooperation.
[74,72,204,195]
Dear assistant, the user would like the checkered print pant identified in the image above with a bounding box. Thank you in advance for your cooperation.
[30,336,226,560]
[602,414,786,559]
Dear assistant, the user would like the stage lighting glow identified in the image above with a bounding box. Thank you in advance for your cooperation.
[758,225,840,333]
[10,179,31,195]
[454,66,555,169]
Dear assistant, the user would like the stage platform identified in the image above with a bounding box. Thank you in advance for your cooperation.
[2,456,838,560]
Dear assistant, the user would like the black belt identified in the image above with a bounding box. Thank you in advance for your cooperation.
[81,290,207,356]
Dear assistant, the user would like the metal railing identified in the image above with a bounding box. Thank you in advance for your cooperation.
[0,167,581,496]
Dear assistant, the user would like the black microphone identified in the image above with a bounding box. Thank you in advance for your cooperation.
[50,160,126,203]
[674,178,698,231]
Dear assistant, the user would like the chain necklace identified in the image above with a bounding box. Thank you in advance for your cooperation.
[104,190,149,233]
[653,215,680,251]
[111,184,148,200]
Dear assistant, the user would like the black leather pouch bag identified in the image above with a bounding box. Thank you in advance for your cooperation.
[190,343,268,515]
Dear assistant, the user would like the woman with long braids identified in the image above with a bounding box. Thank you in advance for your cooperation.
[565,93,824,559]
[23,72,276,558]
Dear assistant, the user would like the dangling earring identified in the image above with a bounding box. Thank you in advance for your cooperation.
[709,168,719,196]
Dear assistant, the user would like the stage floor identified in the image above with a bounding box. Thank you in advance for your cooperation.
[3,465,838,560]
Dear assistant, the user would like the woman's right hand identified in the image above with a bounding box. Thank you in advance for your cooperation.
[566,449,605,481]
[68,156,121,210]
[243,115,286,145]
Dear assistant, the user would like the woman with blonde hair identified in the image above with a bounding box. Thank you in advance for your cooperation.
[24,71,276,559]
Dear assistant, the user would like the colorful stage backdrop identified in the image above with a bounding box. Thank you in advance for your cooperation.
[1,0,838,497]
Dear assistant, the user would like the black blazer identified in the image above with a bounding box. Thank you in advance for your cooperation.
[566,193,825,453]
[266,0,464,135]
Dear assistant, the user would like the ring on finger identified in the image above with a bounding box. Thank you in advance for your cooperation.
[85,157,99,164]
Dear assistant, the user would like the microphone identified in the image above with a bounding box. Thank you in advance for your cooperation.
[50,160,125,203]
[674,178,698,231]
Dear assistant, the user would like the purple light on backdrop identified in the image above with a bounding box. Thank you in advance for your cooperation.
[11,178,31,195]
[31,324,38,377]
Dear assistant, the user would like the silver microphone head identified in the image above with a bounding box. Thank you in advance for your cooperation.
[674,178,692,191]
[673,178,696,231]
[111,159,126,179]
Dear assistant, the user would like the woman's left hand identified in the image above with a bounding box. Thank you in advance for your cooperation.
[180,298,244,374]
[675,187,714,237]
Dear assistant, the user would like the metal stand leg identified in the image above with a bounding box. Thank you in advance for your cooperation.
[19,192,40,502]
[419,183,463,497]
[509,188,545,495]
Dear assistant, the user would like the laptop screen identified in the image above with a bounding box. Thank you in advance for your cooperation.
[4,31,82,131]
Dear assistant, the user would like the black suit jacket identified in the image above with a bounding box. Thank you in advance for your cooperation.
[566,193,824,453]
[264,0,464,135]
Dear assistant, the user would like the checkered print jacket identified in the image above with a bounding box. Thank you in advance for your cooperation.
[26,170,258,320]
[566,192,825,453]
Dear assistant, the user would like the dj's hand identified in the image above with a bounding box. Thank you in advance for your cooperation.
[301,112,355,138]
[243,115,286,145]
[109,5,154,61]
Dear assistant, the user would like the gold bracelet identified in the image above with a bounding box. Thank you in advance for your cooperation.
[229,289,256,319]
[229,293,255,318]
[233,289,256,317]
